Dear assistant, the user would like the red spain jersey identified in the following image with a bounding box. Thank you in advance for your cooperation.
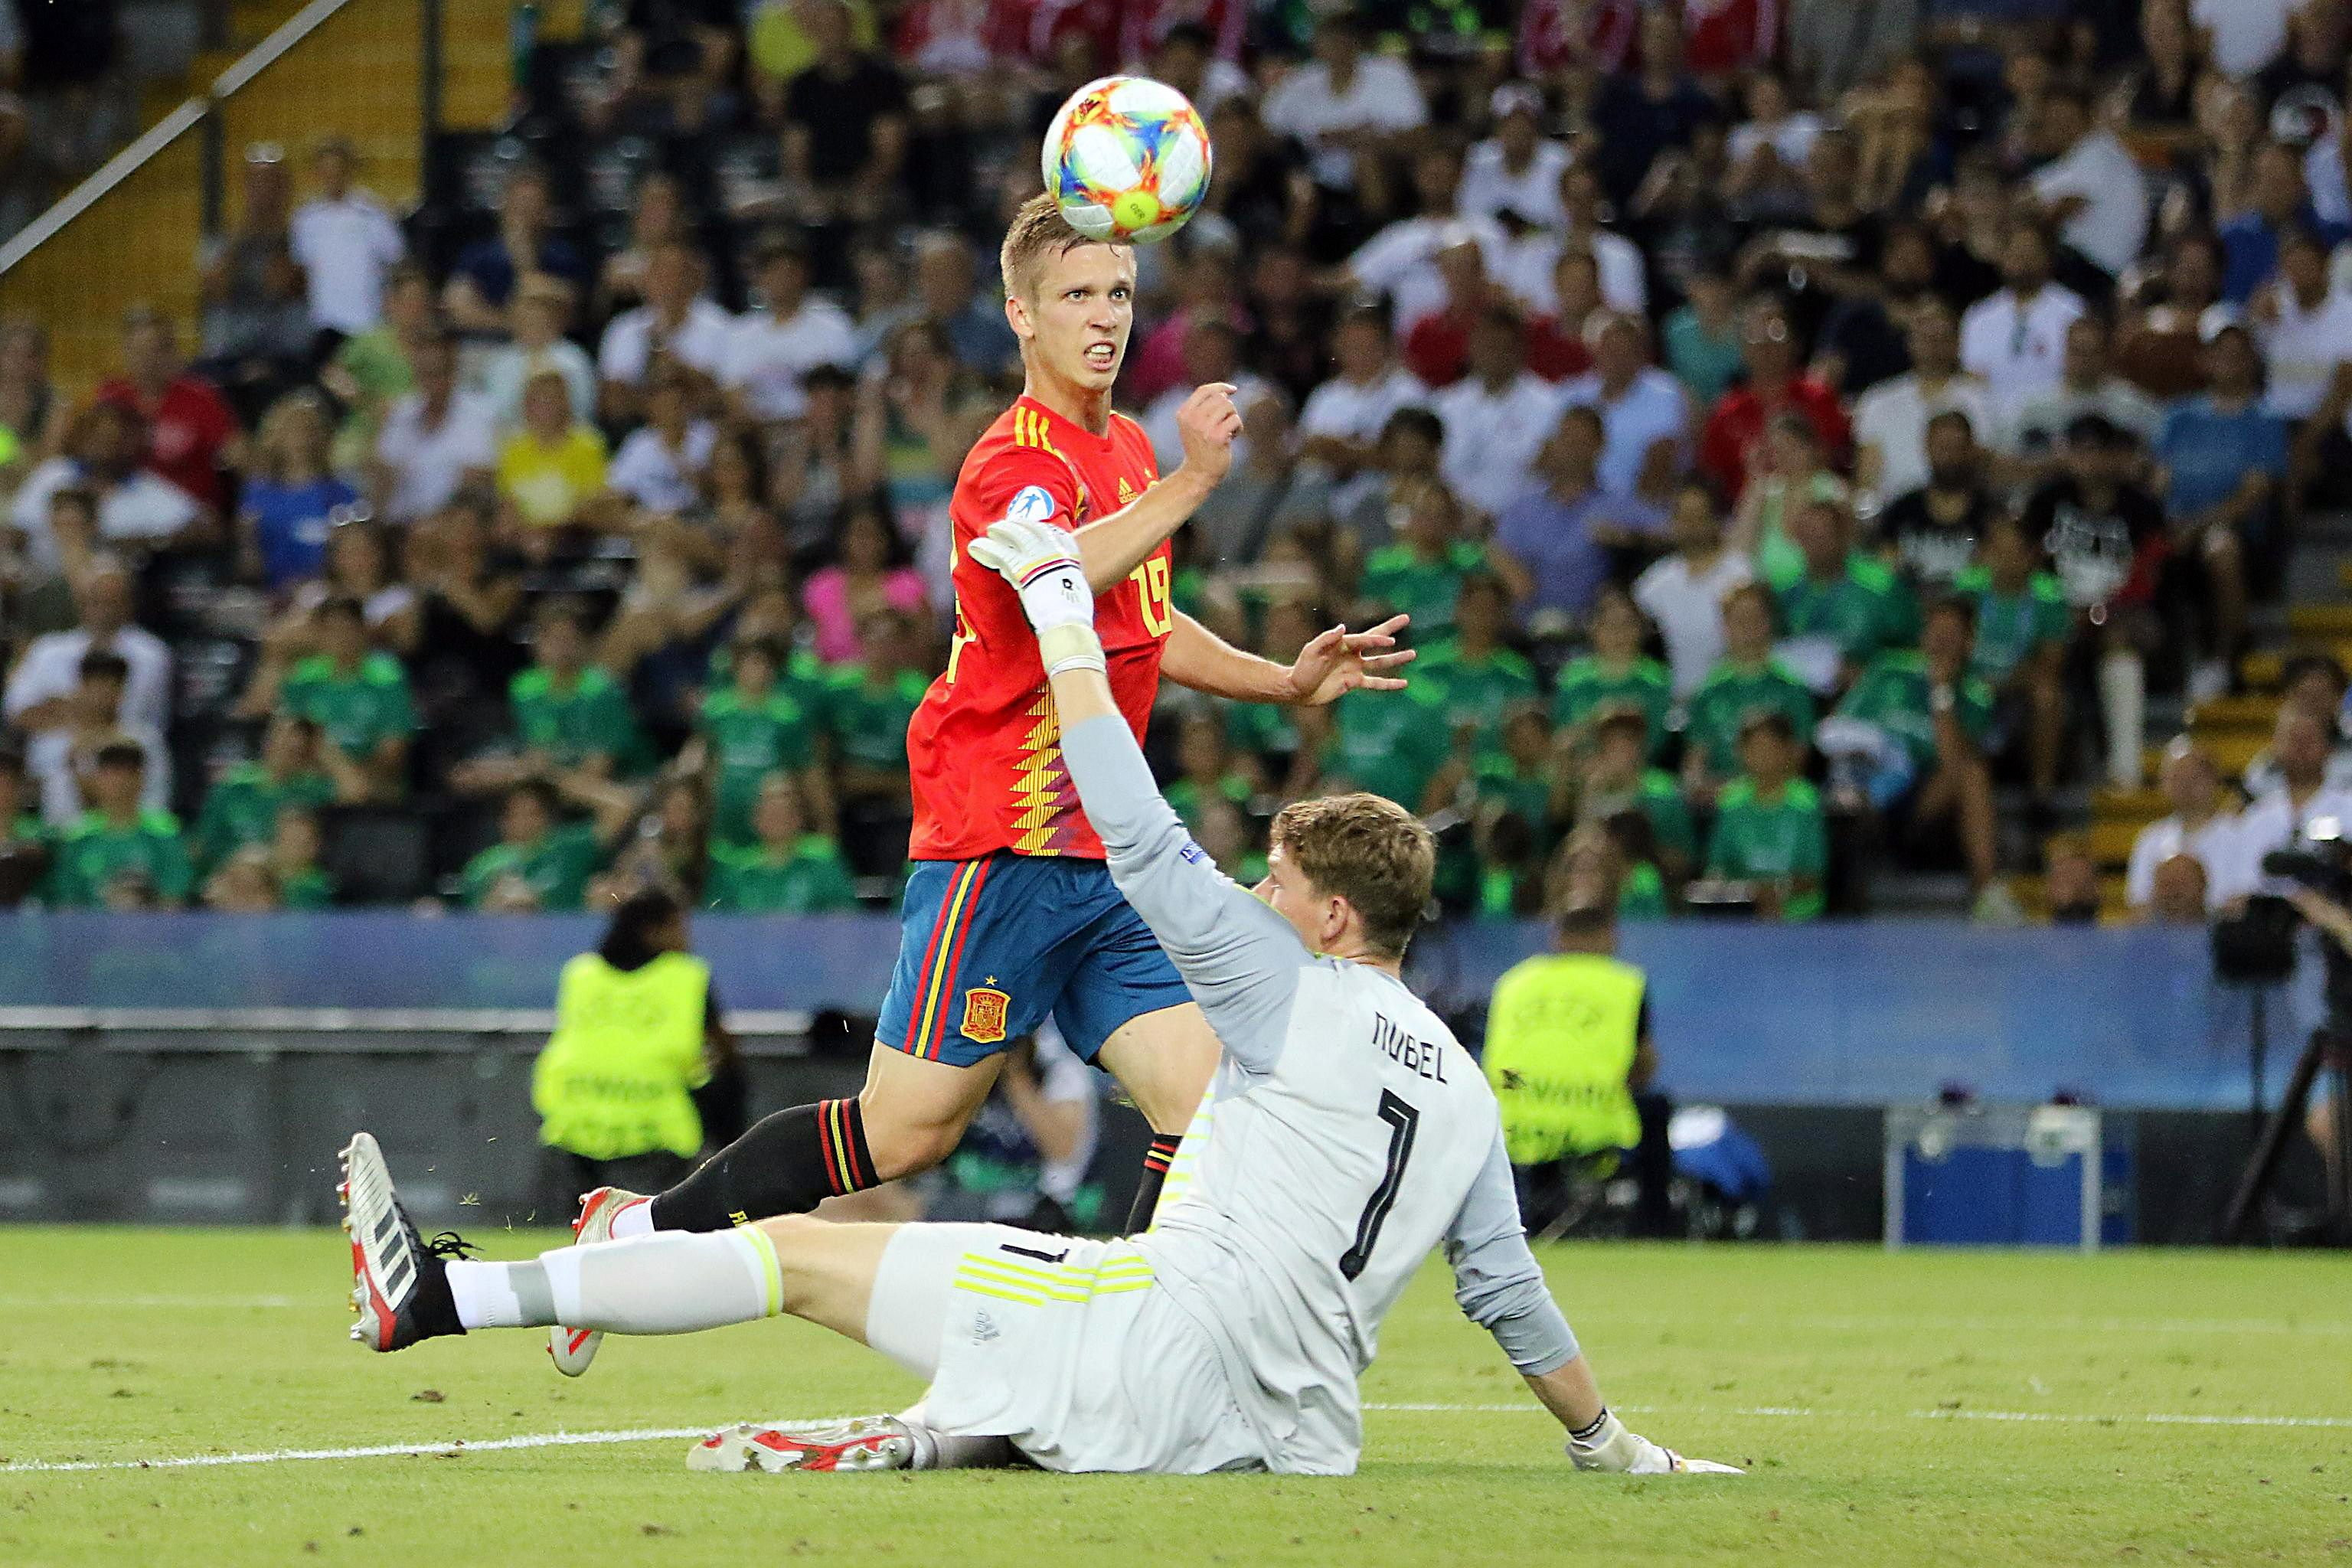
[906,394,1174,861]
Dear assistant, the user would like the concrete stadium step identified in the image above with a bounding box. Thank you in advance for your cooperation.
[2007,871,2131,923]
[2188,693,2282,732]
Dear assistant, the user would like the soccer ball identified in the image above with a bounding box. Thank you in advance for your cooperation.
[1041,75,1213,245]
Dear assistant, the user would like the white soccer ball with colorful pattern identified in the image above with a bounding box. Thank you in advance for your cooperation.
[1042,75,1213,245]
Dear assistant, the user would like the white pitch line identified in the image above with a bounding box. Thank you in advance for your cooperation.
[0,1295,305,1309]
[11,1402,2350,1475]
[0,1423,760,1475]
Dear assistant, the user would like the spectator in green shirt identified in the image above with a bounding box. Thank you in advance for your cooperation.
[0,748,50,906]
[514,600,643,774]
[697,637,831,846]
[1552,585,1674,760]
[194,714,338,871]
[1774,495,1918,688]
[1955,514,2071,802]
[1416,574,1539,760]
[1302,677,1449,812]
[461,780,603,912]
[199,807,335,911]
[1224,599,1316,774]
[1684,581,1817,798]
[276,596,415,802]
[1704,710,1828,922]
[1578,706,1698,885]
[270,805,337,909]
[1831,596,2010,920]
[828,608,927,874]
[706,773,861,913]
[43,740,194,909]
[1357,475,1490,641]
[1165,709,1259,834]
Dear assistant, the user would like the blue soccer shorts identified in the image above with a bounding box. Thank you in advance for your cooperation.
[877,853,1194,1068]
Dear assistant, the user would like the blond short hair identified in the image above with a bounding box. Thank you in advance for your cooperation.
[999,192,1125,305]
[1270,792,1436,959]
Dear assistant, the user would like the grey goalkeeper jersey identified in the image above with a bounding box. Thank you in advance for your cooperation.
[1060,715,1579,1475]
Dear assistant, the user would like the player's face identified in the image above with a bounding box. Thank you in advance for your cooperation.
[1258,840,1344,952]
[1012,243,1137,394]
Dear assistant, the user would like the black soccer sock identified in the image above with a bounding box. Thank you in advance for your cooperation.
[1124,1133,1183,1233]
[648,1098,877,1233]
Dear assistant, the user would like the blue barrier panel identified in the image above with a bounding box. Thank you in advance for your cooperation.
[0,913,2264,1109]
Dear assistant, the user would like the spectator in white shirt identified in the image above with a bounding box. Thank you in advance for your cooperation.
[288,136,406,338]
[596,240,734,424]
[4,554,173,740]
[2192,0,2296,80]
[2240,655,2352,797]
[607,363,716,514]
[10,403,203,575]
[2252,226,2352,423]
[475,275,596,430]
[1497,162,1647,318]
[722,232,858,424]
[1262,11,1428,190]
[373,330,496,524]
[1558,311,1691,501]
[1432,305,1569,521]
[1458,82,1570,229]
[1344,145,1508,334]
[1297,305,1429,513]
[1999,313,2164,467]
[2223,708,2352,901]
[2126,740,2243,912]
[2027,87,2150,279]
[1726,70,1823,198]
[1142,318,1270,477]
[1959,224,2087,430]
[28,648,170,828]
[1851,299,1996,504]
[1633,480,1754,699]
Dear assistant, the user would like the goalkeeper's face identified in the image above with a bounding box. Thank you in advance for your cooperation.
[1013,242,1137,395]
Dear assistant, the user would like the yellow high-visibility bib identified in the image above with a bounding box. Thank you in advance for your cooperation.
[1483,953,1645,1165]
[532,951,711,1161]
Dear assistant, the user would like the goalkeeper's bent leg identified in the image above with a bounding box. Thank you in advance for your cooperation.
[446,1230,779,1334]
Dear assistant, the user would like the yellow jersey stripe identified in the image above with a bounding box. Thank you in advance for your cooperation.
[951,1276,1043,1306]
[958,1251,1155,1287]
[949,1267,1156,1305]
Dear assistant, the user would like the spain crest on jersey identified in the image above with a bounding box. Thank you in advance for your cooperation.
[961,985,1012,1044]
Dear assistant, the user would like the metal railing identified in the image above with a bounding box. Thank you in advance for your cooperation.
[0,0,460,293]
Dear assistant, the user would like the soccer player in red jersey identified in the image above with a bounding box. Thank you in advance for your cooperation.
[543,194,1413,1375]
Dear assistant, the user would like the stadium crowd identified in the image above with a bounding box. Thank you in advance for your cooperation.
[2,0,2349,924]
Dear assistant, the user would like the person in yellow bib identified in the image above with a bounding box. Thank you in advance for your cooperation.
[534,888,739,1207]
[1483,903,1671,1238]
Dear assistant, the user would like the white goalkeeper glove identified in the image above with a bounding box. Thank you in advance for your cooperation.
[969,516,1106,676]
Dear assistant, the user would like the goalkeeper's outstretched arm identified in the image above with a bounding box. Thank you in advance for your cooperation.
[969,516,1299,1075]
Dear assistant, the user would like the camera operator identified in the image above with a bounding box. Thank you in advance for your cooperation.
[2217,709,2352,903]
[2274,884,2352,1199]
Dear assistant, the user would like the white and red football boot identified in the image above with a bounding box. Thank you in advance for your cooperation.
[547,1185,647,1377]
[687,1417,917,1474]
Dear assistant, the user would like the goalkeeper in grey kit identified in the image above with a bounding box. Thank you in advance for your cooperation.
[335,513,1737,1479]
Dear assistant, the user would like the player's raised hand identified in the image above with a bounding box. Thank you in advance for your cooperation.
[1283,614,1417,706]
[1174,381,1243,488]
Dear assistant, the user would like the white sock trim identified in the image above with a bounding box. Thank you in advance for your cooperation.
[445,1260,524,1331]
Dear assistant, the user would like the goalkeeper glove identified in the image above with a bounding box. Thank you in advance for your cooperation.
[969,517,1105,676]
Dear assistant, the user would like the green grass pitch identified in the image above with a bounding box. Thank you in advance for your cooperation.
[2,1228,2347,1566]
